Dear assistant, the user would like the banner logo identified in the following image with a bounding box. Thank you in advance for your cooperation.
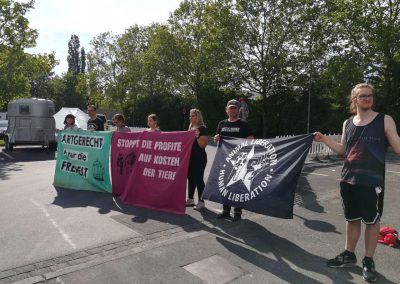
[218,139,278,202]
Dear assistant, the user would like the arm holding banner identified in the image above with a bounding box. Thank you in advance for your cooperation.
[314,120,347,156]
[384,115,400,154]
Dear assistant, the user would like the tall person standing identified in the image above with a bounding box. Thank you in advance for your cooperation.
[213,99,253,222]
[315,83,400,282]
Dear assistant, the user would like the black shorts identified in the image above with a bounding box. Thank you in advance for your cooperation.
[340,181,384,225]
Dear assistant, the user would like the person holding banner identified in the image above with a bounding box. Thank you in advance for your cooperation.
[186,109,208,210]
[315,83,400,282]
[113,114,131,132]
[146,114,161,132]
[87,105,104,131]
[63,114,79,130]
[214,99,253,221]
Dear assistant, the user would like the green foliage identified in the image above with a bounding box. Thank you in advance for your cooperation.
[0,0,38,108]
[67,34,86,74]
[326,0,400,124]
[0,0,37,49]
[29,0,400,136]
[131,93,196,131]
[27,53,58,99]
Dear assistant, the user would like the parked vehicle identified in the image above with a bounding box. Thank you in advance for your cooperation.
[0,120,7,139]
[5,98,57,151]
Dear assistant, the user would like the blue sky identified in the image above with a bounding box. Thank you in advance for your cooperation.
[26,0,182,75]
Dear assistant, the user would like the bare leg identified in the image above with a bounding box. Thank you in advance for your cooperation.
[365,222,380,257]
[345,220,361,252]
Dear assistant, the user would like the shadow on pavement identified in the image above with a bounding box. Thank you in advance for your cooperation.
[295,175,325,213]
[0,147,55,162]
[52,187,213,235]
[0,161,23,181]
[0,147,55,180]
[212,219,396,284]
[294,213,341,234]
[53,186,118,213]
[294,158,344,214]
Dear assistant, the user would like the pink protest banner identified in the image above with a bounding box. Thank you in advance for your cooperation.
[110,131,195,214]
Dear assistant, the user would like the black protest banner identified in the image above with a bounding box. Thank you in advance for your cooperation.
[203,134,314,219]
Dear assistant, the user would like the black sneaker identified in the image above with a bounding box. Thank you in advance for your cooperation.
[327,251,357,268]
[216,212,230,219]
[362,257,377,282]
[232,213,242,222]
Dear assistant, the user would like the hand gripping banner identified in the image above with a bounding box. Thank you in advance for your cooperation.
[202,134,314,218]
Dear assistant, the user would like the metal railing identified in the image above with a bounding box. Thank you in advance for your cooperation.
[276,134,342,158]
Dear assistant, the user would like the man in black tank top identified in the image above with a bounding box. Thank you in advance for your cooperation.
[315,83,400,282]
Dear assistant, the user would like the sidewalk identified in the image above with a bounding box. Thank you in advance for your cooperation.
[6,193,400,284]
[1,149,399,284]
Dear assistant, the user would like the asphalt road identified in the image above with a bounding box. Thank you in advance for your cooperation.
[0,145,399,284]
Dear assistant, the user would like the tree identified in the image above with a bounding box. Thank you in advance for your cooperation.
[67,34,86,74]
[228,0,305,137]
[80,47,86,73]
[27,53,58,99]
[0,0,38,108]
[167,0,240,131]
[326,0,400,123]
[87,31,127,110]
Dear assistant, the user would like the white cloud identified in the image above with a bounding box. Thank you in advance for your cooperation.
[26,0,182,74]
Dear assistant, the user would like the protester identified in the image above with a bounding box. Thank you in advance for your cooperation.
[113,113,131,132]
[314,83,400,282]
[87,105,104,131]
[213,99,253,221]
[63,114,79,130]
[146,114,161,132]
[186,109,208,210]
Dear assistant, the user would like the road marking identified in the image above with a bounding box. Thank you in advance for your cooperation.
[387,170,400,174]
[302,172,330,177]
[30,199,77,249]
[1,151,14,159]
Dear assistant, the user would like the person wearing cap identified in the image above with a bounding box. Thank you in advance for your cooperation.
[63,114,80,130]
[213,99,254,222]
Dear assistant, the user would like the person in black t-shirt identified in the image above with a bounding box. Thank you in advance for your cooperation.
[214,99,253,222]
[87,105,104,131]
[186,109,208,210]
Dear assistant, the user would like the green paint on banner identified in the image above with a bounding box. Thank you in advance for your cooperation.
[53,130,112,193]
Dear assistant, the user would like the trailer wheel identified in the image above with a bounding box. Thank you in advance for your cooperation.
[5,136,13,151]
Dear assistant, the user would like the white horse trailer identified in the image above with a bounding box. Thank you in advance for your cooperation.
[5,98,57,151]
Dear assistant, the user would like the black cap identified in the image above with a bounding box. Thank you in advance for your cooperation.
[226,99,241,108]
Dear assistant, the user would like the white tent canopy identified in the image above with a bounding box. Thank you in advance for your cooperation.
[54,107,89,130]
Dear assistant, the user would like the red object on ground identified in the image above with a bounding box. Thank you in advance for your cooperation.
[378,227,399,248]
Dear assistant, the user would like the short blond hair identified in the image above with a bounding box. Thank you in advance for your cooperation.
[349,83,375,114]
